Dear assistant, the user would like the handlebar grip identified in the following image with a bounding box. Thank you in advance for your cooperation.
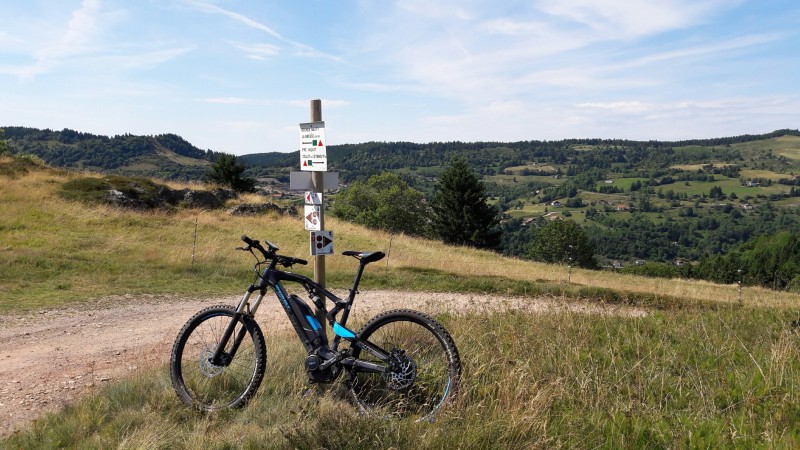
[296,258,308,266]
[241,235,255,246]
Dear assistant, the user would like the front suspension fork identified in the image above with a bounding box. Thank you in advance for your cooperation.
[211,291,260,366]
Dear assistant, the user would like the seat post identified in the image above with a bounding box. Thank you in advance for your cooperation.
[348,260,368,302]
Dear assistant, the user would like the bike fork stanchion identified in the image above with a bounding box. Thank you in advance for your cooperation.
[211,291,253,365]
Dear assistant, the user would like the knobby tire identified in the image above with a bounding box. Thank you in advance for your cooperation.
[170,305,266,411]
[348,309,461,421]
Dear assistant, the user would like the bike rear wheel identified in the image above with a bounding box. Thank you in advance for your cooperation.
[170,305,266,411]
[349,309,460,421]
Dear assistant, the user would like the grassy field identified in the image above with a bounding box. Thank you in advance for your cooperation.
[3,156,799,312]
[657,176,791,198]
[2,157,800,447]
[6,157,799,313]
[733,135,800,161]
[4,307,798,449]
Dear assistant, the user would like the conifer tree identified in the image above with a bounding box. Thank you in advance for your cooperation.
[204,153,255,193]
[431,157,501,248]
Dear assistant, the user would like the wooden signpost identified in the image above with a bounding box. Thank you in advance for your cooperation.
[291,99,340,334]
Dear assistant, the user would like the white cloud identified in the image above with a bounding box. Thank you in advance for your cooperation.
[575,101,654,113]
[397,0,474,21]
[184,0,284,40]
[96,46,195,70]
[230,42,280,60]
[534,0,740,38]
[348,0,752,106]
[6,0,108,78]
[629,33,783,67]
[185,0,344,63]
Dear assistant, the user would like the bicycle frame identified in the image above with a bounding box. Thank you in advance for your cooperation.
[211,253,390,375]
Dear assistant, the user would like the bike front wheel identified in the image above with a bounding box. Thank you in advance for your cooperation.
[349,309,461,421]
[170,305,266,411]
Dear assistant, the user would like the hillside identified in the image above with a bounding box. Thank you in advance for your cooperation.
[6,126,800,268]
[3,154,799,313]
[1,157,799,448]
[1,127,216,180]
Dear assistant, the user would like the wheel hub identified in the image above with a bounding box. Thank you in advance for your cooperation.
[199,347,225,378]
[383,349,416,390]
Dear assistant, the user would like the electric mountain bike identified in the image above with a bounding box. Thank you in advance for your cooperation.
[170,235,461,421]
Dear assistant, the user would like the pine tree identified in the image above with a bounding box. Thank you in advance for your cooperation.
[431,157,501,248]
[204,154,255,193]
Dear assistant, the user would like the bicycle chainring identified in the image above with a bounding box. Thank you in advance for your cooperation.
[382,348,417,391]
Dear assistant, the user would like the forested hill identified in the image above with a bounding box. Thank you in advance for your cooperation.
[6,125,800,184]
[241,129,800,183]
[1,126,218,180]
[6,125,800,275]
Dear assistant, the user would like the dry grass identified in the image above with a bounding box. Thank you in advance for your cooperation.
[2,159,800,313]
[2,158,799,448]
[3,308,798,448]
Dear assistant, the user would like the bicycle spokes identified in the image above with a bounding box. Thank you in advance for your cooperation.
[350,313,459,420]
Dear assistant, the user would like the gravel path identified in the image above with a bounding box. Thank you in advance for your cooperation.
[0,291,646,436]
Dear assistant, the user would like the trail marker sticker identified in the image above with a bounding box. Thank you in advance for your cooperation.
[310,231,334,256]
[305,191,323,205]
[304,205,321,231]
[299,121,327,172]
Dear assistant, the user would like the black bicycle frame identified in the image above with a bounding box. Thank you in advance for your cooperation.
[211,256,390,373]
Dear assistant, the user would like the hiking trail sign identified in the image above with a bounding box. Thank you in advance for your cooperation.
[305,191,322,205]
[299,121,327,171]
[310,230,334,255]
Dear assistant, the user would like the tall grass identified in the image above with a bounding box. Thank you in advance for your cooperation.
[3,160,799,313]
[3,161,799,447]
[4,307,798,448]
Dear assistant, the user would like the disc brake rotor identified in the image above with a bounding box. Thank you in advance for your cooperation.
[199,347,225,378]
[383,349,417,390]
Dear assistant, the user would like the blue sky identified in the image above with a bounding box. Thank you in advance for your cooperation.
[1,0,798,155]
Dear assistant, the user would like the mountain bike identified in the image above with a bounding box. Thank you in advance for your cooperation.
[170,235,461,421]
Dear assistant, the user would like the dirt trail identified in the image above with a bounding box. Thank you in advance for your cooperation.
[0,291,646,436]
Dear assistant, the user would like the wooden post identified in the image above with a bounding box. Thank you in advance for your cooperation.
[310,99,328,336]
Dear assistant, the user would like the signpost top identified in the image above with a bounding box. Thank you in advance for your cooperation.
[299,121,327,172]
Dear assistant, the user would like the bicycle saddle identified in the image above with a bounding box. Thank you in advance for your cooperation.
[342,251,385,264]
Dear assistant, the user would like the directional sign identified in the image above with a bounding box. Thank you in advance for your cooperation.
[305,191,323,206]
[310,231,334,256]
[289,171,339,191]
[304,205,321,231]
[299,121,327,172]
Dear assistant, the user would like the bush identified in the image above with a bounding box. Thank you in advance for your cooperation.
[59,177,113,203]
[0,154,49,177]
[60,175,168,207]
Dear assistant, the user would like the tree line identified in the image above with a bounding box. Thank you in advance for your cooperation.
[1,127,220,180]
[331,156,800,292]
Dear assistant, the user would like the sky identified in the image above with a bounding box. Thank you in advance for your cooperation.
[1,0,799,156]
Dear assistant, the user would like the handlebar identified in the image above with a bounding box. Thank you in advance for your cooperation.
[239,235,307,267]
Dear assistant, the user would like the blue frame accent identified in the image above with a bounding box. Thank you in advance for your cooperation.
[333,322,356,339]
[305,315,321,331]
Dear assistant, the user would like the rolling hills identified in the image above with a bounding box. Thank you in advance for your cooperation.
[1,154,799,448]
[4,126,800,269]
